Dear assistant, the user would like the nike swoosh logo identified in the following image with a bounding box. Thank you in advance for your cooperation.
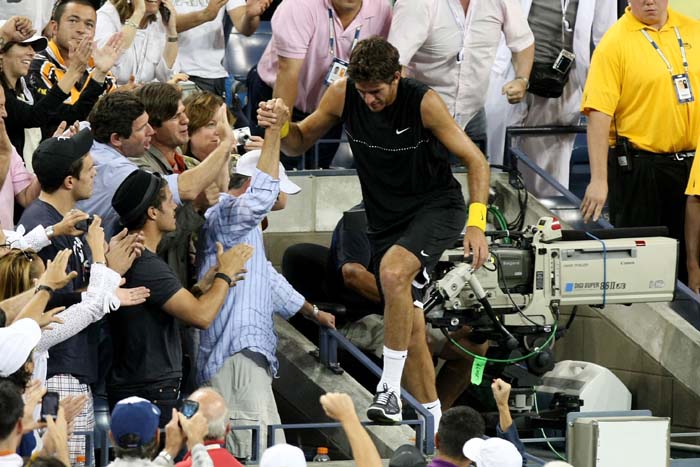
[396,127,410,135]
[420,250,429,257]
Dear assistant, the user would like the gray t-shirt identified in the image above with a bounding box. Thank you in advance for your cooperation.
[529,0,579,63]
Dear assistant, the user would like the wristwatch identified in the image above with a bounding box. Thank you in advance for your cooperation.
[157,451,174,465]
[45,225,55,239]
[312,304,320,318]
[35,284,54,296]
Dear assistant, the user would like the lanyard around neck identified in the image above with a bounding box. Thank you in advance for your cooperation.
[641,26,689,75]
[328,9,362,57]
[560,0,572,45]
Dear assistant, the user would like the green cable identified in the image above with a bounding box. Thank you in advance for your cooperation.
[446,322,558,364]
[533,395,568,461]
[487,206,511,244]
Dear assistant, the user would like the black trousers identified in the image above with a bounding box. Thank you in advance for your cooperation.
[608,151,693,283]
[245,66,343,170]
[108,378,181,427]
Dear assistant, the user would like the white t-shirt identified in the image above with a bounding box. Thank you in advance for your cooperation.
[173,0,245,78]
[0,0,53,34]
[96,1,177,84]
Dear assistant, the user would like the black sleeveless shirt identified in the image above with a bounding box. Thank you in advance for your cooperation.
[341,78,463,235]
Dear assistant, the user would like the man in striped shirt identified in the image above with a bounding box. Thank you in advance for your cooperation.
[195,98,336,461]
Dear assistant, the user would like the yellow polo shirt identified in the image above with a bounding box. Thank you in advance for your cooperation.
[581,7,700,153]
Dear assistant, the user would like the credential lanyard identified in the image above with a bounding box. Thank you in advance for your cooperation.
[447,0,469,63]
[328,9,362,57]
[560,0,572,46]
[641,27,690,76]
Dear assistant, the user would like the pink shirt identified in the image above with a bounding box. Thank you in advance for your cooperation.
[257,0,392,114]
[0,148,34,229]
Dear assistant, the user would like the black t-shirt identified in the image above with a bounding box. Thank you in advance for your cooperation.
[18,199,98,384]
[341,78,463,236]
[107,250,184,389]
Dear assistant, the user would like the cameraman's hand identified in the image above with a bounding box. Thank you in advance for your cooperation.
[164,409,185,458]
[54,209,90,237]
[38,249,77,291]
[244,135,264,152]
[42,407,70,467]
[22,380,47,433]
[178,412,208,450]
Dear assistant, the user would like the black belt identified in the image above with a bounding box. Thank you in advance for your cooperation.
[634,150,695,160]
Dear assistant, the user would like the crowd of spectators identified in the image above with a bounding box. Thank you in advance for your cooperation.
[0,0,697,467]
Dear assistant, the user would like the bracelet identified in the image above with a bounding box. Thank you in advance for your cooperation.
[35,284,54,296]
[124,19,139,29]
[280,121,290,139]
[167,36,178,42]
[515,76,529,89]
[214,272,233,287]
[312,304,319,317]
[466,202,487,232]
[157,451,174,465]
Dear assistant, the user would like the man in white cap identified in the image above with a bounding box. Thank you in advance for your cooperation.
[259,444,306,467]
[195,98,336,460]
[462,437,522,467]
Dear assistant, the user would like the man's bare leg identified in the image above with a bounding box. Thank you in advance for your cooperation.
[403,307,443,430]
[435,337,489,410]
[367,245,421,423]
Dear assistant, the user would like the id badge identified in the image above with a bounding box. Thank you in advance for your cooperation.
[325,58,349,86]
[673,73,694,104]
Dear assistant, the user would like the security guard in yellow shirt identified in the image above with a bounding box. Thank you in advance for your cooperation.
[580,0,700,284]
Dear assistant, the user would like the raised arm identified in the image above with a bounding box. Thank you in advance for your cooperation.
[176,0,227,33]
[320,393,382,467]
[177,104,234,200]
[259,78,346,156]
[227,0,271,37]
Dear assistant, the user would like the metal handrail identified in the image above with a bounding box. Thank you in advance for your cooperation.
[318,327,435,454]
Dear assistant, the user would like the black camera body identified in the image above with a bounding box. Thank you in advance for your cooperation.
[75,215,94,232]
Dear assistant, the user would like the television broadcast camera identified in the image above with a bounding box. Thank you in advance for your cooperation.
[423,217,678,383]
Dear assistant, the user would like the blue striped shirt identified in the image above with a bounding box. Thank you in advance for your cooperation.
[196,170,304,384]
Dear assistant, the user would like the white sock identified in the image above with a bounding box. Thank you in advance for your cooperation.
[378,346,407,392]
[422,399,442,433]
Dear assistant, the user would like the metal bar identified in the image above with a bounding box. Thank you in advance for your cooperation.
[323,328,435,454]
[73,431,95,467]
[510,146,700,307]
[521,436,567,443]
[503,125,587,170]
[672,433,700,438]
[229,424,261,462]
[266,420,425,455]
[319,327,330,366]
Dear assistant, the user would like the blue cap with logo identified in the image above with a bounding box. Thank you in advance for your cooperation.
[110,397,161,448]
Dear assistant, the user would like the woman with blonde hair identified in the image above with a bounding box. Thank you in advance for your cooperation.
[95,0,180,84]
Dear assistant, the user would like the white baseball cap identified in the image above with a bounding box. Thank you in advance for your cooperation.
[235,150,301,195]
[260,444,307,467]
[0,318,41,376]
[462,438,522,467]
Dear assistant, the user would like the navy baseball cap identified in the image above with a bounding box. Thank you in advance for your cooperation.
[110,397,161,448]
